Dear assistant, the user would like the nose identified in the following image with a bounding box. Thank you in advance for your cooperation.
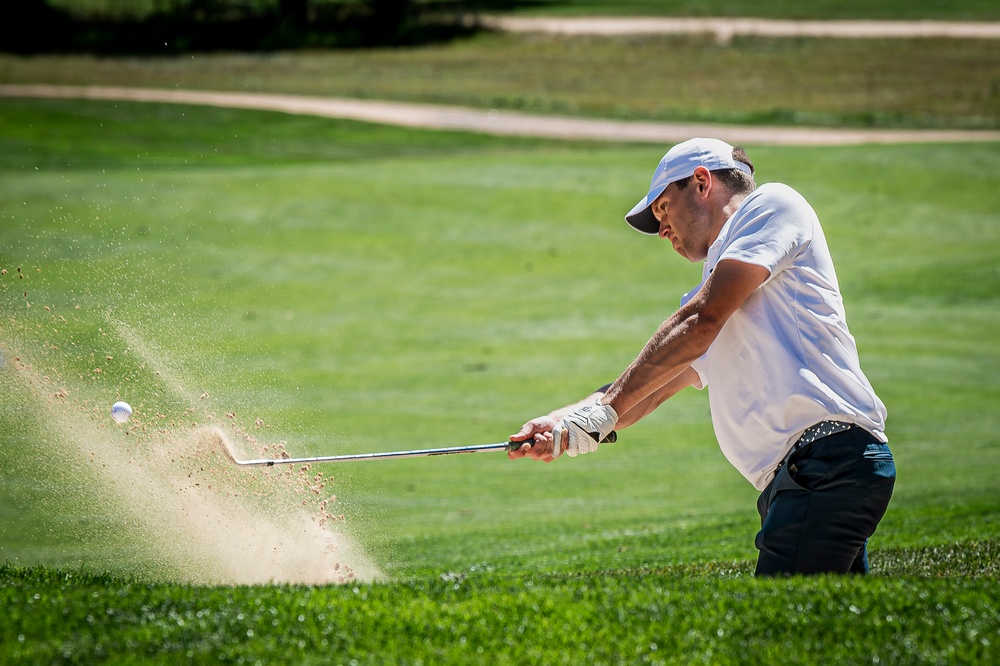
[652,210,667,237]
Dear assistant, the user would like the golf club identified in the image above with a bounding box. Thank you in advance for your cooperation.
[223,432,617,466]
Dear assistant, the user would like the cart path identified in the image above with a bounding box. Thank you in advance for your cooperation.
[484,16,1000,40]
[3,84,999,146]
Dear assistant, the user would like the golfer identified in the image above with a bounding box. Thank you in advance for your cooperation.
[510,138,896,576]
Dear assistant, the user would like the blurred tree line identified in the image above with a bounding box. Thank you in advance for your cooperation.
[2,0,495,54]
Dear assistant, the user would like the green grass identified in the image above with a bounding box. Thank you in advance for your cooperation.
[485,0,1000,20]
[1,98,998,662]
[3,34,1000,130]
[3,555,998,664]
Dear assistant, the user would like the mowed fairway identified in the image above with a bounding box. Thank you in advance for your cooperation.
[1,98,998,662]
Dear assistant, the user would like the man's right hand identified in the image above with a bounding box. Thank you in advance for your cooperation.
[508,416,563,462]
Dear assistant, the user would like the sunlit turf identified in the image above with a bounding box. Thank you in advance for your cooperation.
[1,98,998,662]
[3,32,999,130]
[491,0,1000,20]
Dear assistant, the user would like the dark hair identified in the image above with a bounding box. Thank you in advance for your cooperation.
[674,146,756,195]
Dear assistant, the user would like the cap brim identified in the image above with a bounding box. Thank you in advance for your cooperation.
[625,197,660,235]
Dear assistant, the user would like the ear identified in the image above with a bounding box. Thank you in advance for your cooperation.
[691,166,713,197]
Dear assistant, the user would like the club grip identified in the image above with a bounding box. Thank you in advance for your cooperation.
[505,431,617,451]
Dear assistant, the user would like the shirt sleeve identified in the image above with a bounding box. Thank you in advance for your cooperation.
[689,357,708,390]
[717,184,814,279]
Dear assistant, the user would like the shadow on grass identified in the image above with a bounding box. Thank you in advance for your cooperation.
[872,540,1000,578]
[1,0,487,55]
[5,540,990,587]
[539,539,1000,580]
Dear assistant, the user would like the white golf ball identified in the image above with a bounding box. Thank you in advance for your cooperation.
[111,401,132,423]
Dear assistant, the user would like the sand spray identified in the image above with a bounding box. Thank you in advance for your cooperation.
[0,280,382,585]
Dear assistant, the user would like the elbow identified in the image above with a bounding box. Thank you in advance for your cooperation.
[684,311,726,357]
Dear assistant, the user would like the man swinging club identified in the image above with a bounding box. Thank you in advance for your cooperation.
[509,138,896,576]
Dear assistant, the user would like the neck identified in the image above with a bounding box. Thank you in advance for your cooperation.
[706,191,750,247]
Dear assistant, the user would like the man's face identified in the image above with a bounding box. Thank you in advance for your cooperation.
[650,179,710,262]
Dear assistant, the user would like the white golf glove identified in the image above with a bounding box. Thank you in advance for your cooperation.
[552,400,619,458]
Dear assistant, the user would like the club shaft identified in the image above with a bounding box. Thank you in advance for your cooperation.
[233,441,517,466]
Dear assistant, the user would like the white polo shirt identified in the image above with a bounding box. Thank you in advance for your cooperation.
[688,183,887,490]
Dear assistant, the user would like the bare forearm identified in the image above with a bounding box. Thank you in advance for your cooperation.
[603,260,770,417]
[510,261,768,462]
[547,390,608,422]
[614,366,700,428]
[604,308,719,417]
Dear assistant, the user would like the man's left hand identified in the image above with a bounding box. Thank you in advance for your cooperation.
[554,401,619,457]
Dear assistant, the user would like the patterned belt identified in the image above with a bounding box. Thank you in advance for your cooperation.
[775,421,853,475]
[794,420,852,450]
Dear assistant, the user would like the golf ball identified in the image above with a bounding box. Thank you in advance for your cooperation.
[111,401,132,423]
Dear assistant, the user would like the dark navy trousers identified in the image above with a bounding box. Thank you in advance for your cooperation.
[755,425,896,576]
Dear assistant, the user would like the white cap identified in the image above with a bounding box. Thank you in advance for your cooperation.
[625,138,753,235]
